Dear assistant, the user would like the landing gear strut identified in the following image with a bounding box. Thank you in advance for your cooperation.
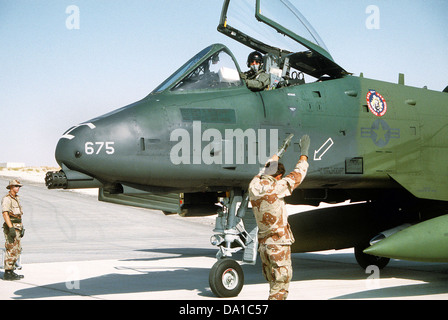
[209,189,258,298]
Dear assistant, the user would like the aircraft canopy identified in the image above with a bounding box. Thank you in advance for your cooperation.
[218,0,349,79]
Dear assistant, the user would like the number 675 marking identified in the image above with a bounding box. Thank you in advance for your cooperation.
[85,142,115,155]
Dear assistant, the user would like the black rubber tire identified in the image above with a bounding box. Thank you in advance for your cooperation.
[209,258,244,298]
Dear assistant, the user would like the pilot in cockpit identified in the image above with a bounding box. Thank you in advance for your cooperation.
[240,51,270,92]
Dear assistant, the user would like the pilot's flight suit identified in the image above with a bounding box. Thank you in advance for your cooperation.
[242,69,270,91]
[2,192,24,273]
[249,160,308,300]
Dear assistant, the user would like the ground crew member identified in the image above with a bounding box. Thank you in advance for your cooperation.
[2,179,25,281]
[249,135,310,300]
[240,51,270,91]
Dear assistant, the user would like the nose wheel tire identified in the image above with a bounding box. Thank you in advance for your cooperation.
[209,258,244,298]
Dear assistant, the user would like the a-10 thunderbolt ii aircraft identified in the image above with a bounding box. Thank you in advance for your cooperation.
[46,0,448,297]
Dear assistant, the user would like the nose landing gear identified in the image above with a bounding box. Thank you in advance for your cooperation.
[208,189,258,297]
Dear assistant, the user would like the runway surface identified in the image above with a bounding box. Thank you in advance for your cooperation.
[1,174,448,300]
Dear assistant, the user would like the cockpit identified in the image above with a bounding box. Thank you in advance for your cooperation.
[151,0,349,95]
[150,44,305,95]
[218,0,348,80]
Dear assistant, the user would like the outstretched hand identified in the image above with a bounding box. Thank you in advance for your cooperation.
[299,135,310,158]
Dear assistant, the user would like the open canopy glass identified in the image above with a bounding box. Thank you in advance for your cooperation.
[218,0,348,78]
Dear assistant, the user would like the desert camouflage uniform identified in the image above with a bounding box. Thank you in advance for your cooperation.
[2,193,23,271]
[249,160,308,300]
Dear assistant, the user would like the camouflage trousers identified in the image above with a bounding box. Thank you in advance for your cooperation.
[3,223,22,271]
[259,244,292,300]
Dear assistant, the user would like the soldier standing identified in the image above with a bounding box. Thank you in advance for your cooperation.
[249,135,310,300]
[2,179,25,281]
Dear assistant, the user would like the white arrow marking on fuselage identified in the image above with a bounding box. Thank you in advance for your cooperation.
[313,138,334,161]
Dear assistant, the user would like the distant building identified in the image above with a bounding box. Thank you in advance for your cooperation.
[0,162,25,169]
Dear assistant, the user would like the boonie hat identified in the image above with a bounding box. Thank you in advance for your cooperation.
[6,179,23,189]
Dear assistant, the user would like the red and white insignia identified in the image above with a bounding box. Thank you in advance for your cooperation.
[366,89,387,117]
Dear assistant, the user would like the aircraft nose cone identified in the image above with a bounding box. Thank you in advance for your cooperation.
[55,123,95,168]
[55,137,78,168]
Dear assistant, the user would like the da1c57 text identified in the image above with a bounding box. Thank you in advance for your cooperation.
[222,304,268,315]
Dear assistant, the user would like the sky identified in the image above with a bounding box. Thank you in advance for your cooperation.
[0,0,447,167]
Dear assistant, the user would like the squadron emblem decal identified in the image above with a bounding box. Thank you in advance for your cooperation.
[366,89,387,117]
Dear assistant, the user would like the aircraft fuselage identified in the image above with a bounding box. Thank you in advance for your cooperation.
[54,73,448,204]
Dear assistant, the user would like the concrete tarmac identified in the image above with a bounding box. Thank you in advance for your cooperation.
[1,174,448,300]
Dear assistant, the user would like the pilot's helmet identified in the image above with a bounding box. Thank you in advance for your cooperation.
[247,51,264,71]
